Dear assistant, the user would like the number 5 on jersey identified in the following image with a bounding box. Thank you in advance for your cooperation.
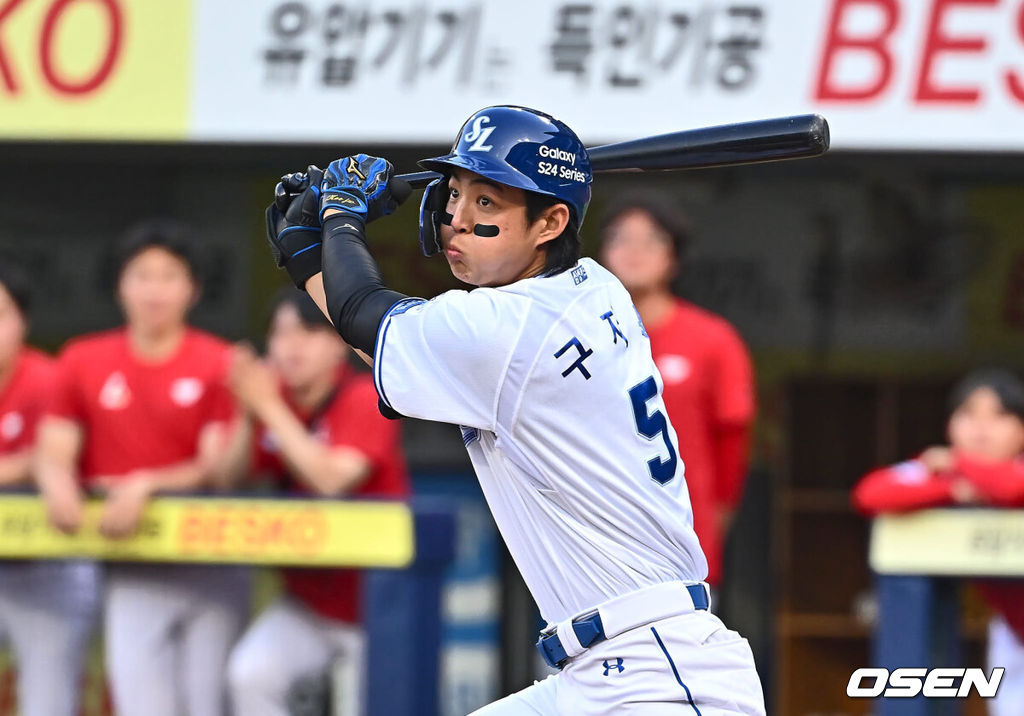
[628,376,678,485]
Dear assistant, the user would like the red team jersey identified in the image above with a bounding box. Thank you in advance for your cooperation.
[646,299,755,586]
[0,348,55,456]
[255,366,409,624]
[47,328,234,483]
[854,456,1024,514]
[853,455,1024,640]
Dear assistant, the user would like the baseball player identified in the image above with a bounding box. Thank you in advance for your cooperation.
[265,105,765,714]
[0,263,99,716]
[853,368,1024,716]
[224,287,409,716]
[35,222,249,716]
[599,196,755,594]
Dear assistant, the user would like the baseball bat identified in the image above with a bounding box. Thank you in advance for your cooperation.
[394,114,829,190]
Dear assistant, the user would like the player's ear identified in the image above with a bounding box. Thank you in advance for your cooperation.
[532,204,570,249]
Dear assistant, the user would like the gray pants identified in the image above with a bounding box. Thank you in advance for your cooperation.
[0,560,100,716]
[105,564,252,716]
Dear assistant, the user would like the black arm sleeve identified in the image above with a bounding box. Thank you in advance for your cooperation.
[320,213,408,357]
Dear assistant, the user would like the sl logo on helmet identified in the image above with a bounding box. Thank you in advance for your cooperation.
[463,115,495,152]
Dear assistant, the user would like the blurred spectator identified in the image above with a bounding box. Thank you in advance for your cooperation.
[34,221,248,716]
[224,288,410,716]
[853,368,1024,716]
[0,262,99,716]
[598,195,755,593]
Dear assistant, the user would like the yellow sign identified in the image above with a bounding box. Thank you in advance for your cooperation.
[0,0,191,140]
[0,495,415,568]
[870,509,1024,576]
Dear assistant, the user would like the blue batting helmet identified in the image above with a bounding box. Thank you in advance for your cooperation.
[417,105,592,256]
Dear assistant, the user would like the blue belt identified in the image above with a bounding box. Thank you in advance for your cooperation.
[536,583,709,670]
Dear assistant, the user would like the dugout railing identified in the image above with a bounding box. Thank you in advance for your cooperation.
[0,493,456,716]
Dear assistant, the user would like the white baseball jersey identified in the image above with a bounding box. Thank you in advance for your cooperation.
[374,257,708,624]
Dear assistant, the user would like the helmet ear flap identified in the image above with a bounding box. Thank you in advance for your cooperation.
[418,177,450,257]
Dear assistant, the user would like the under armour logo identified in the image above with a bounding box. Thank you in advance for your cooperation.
[463,115,495,152]
[603,658,624,675]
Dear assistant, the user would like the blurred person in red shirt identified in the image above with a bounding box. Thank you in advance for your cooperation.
[224,288,409,716]
[0,263,100,716]
[598,196,755,593]
[35,222,248,716]
[853,368,1024,716]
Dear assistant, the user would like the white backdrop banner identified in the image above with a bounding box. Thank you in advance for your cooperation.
[0,0,1019,147]
[190,0,1024,148]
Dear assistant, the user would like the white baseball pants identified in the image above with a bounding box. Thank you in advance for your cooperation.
[472,609,764,715]
[227,597,366,716]
[988,615,1024,716]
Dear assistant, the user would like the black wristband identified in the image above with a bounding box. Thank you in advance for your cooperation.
[322,211,366,239]
[285,243,323,290]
